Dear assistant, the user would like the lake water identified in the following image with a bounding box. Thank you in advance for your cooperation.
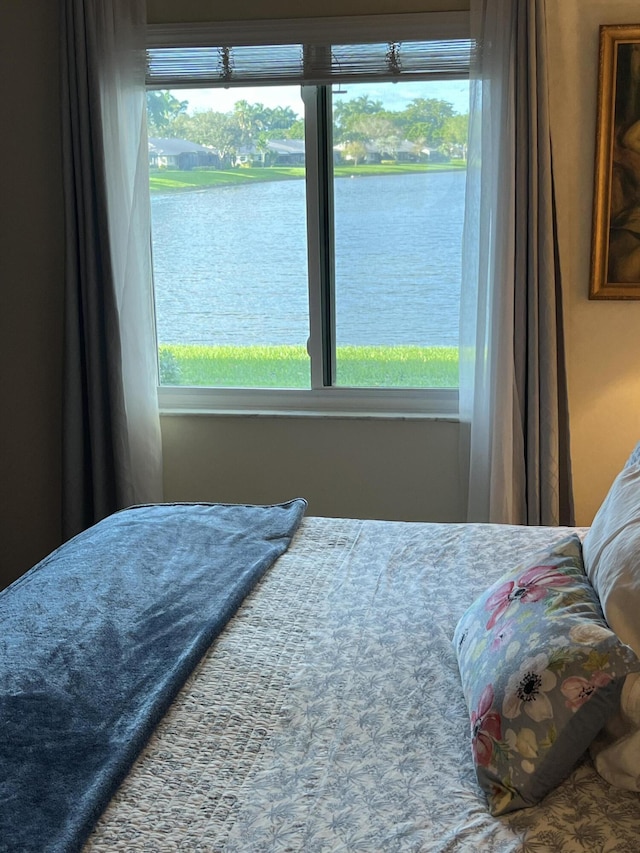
[151,170,465,349]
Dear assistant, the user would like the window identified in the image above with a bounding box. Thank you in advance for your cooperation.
[146,14,470,415]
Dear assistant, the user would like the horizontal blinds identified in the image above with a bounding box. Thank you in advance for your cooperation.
[146,13,471,88]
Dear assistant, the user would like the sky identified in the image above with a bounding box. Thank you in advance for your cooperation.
[171,79,470,118]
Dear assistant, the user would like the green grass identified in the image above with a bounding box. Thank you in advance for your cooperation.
[158,343,458,388]
[149,162,466,192]
[149,166,305,192]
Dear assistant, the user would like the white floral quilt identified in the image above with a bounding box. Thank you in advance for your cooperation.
[84,518,640,852]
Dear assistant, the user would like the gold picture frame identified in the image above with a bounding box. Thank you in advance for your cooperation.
[590,24,640,299]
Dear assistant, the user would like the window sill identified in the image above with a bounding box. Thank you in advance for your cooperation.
[158,386,459,420]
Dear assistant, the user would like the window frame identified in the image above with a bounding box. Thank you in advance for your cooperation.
[148,13,468,418]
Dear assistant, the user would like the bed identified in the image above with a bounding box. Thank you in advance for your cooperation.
[3,464,640,852]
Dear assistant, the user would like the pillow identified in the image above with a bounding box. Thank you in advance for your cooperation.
[454,535,640,815]
[582,442,640,657]
[582,442,640,790]
[590,672,640,790]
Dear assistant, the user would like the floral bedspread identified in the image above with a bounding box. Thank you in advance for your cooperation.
[84,518,640,852]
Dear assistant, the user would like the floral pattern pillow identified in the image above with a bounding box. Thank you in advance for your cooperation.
[453,535,640,816]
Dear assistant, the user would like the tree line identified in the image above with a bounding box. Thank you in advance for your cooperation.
[147,90,468,167]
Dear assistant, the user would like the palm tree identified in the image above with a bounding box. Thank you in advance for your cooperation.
[146,90,188,136]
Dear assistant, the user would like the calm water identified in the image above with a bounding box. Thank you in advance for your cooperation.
[151,170,465,348]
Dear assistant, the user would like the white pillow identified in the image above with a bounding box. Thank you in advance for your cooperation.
[590,672,640,791]
[582,445,640,657]
[583,444,640,790]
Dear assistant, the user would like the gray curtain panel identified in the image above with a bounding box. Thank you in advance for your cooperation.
[60,0,163,539]
[513,0,574,525]
[60,0,128,539]
[464,0,574,526]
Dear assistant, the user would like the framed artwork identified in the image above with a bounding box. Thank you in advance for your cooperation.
[590,24,640,299]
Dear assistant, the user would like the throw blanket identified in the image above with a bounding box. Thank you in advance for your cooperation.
[0,500,306,853]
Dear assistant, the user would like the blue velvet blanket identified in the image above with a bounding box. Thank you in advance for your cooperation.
[0,499,306,853]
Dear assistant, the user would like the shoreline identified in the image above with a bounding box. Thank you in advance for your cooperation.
[149,162,467,193]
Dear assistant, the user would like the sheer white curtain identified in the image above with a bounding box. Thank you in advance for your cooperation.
[61,0,163,538]
[98,0,163,510]
[460,0,574,525]
[460,0,521,524]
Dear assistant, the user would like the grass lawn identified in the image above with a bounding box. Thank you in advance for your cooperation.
[149,162,466,192]
[159,344,458,388]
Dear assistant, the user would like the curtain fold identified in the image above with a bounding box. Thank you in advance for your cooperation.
[61,0,163,540]
[460,0,574,526]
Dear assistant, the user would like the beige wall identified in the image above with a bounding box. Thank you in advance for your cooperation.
[548,1,640,525]
[161,415,465,522]
[2,0,639,583]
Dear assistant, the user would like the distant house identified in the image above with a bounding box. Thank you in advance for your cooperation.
[233,146,257,167]
[334,139,431,165]
[235,139,306,167]
[266,139,306,166]
[395,140,427,163]
[148,138,219,170]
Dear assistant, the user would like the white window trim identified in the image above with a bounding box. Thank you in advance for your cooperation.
[149,11,468,419]
[158,386,459,418]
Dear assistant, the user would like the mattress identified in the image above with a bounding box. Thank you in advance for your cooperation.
[83,517,640,852]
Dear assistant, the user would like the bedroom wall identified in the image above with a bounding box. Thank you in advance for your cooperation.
[0,1,64,586]
[161,415,463,522]
[547,1,640,526]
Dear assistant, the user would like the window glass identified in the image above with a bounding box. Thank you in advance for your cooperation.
[332,81,467,388]
[147,77,468,393]
[149,87,311,389]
